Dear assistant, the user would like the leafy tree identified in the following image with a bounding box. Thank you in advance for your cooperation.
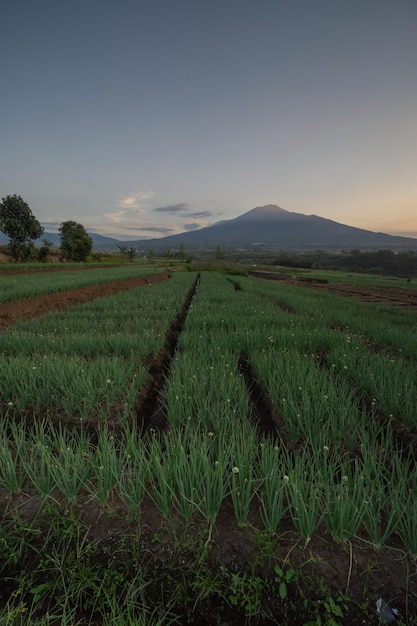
[118,244,137,262]
[38,238,53,262]
[0,194,44,260]
[59,220,92,262]
[126,246,137,262]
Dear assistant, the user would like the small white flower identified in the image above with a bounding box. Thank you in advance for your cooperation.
[7,401,14,407]
[232,466,239,474]
[283,475,290,483]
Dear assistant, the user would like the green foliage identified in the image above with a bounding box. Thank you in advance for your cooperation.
[274,563,299,600]
[274,249,417,277]
[59,220,93,261]
[118,244,138,262]
[227,570,263,615]
[0,194,44,260]
[37,238,53,262]
[215,244,225,260]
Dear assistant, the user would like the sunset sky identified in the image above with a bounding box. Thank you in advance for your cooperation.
[1,0,416,240]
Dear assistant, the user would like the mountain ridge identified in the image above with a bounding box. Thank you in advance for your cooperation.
[1,205,416,252]
[127,205,417,252]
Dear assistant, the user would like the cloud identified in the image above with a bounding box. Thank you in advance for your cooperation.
[183,222,203,231]
[187,211,213,219]
[41,221,61,232]
[140,226,175,234]
[118,191,154,209]
[105,211,127,224]
[153,202,188,213]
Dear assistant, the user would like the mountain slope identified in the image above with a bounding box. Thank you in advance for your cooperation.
[130,205,417,252]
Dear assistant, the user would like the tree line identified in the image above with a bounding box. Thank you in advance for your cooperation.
[0,195,92,262]
[274,249,417,277]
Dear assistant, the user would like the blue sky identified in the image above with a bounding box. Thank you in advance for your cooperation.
[1,0,416,240]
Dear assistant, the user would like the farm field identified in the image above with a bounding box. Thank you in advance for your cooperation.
[0,265,416,625]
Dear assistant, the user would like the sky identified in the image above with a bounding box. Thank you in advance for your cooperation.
[1,0,416,240]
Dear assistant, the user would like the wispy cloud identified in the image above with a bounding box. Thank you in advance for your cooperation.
[118,191,154,209]
[41,221,61,232]
[187,210,213,219]
[105,211,128,224]
[140,226,175,234]
[153,202,188,213]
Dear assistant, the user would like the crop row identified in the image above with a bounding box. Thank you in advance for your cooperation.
[1,271,416,554]
[159,273,417,550]
[0,264,162,302]
[1,269,417,625]
[0,272,195,417]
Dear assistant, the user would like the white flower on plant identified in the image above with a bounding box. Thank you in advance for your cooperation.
[106,379,112,384]
[7,402,14,407]
[232,466,239,474]
[283,475,290,483]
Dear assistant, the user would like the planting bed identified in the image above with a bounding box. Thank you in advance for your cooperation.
[250,270,417,309]
[0,270,416,625]
[0,270,170,329]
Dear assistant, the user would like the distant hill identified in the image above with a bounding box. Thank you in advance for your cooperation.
[1,205,416,253]
[0,231,121,250]
[123,204,417,253]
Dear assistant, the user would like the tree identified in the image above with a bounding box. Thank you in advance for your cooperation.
[178,243,186,260]
[59,220,92,261]
[215,245,225,261]
[0,194,44,260]
[118,244,137,262]
[38,238,53,262]
[126,246,137,262]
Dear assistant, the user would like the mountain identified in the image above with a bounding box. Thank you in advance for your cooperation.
[0,231,121,249]
[1,205,416,253]
[125,204,417,253]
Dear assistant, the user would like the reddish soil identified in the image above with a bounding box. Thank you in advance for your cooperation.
[1,269,416,624]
